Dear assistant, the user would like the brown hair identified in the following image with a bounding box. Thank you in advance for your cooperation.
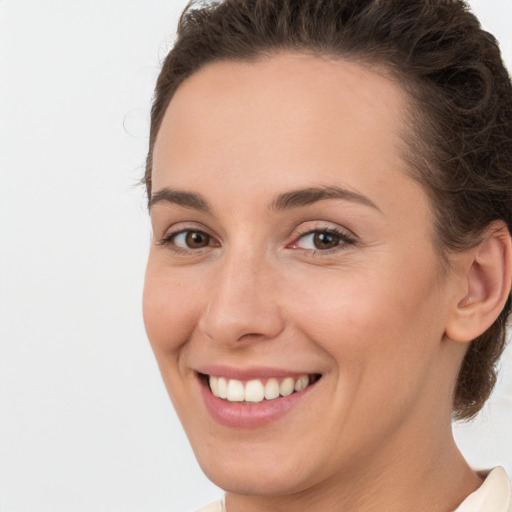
[145,0,512,420]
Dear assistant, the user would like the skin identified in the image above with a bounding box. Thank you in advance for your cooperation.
[143,54,487,512]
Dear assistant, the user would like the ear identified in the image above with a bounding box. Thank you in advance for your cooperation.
[445,221,512,343]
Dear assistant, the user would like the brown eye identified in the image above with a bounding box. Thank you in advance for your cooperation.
[169,230,214,249]
[292,228,354,253]
[312,232,340,250]
[184,231,210,248]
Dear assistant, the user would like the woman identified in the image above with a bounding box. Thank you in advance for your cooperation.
[142,0,512,510]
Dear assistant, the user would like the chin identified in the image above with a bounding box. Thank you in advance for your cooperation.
[192,438,326,497]
[202,461,309,497]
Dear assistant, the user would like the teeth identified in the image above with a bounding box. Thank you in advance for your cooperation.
[245,380,265,402]
[295,375,309,392]
[209,374,313,403]
[226,379,245,402]
[279,377,295,397]
[264,378,280,400]
[210,376,219,396]
[217,377,228,399]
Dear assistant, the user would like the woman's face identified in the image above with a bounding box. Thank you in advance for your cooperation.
[143,54,464,496]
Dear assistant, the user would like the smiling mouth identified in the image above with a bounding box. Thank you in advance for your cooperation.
[201,373,322,404]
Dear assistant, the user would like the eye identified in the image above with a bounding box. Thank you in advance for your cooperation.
[159,229,219,251]
[174,230,211,249]
[291,228,355,252]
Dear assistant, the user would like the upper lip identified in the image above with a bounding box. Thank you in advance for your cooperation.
[196,365,320,381]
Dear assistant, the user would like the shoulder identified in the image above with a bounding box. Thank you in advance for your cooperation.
[193,501,223,512]
[455,467,512,512]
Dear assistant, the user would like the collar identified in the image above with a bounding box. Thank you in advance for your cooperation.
[454,467,511,512]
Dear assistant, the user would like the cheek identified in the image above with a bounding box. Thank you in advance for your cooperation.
[142,264,208,422]
[286,268,446,441]
[142,264,202,357]
[287,260,444,369]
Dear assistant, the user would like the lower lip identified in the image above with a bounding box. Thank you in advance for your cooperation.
[199,379,316,428]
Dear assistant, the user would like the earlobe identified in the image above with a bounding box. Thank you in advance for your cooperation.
[445,222,512,343]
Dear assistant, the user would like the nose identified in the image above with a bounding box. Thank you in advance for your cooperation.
[198,250,285,347]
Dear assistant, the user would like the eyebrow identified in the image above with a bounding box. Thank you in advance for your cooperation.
[269,185,381,213]
[149,188,213,213]
[149,185,380,214]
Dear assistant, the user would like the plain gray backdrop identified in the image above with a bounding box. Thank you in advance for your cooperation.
[1,1,511,511]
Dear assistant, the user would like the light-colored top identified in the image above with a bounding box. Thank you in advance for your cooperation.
[194,467,512,512]
[454,467,511,512]
[194,502,223,512]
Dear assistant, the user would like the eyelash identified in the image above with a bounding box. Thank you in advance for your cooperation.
[157,229,218,255]
[290,226,356,254]
[157,225,356,256]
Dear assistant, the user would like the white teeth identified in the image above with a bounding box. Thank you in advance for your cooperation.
[244,380,265,402]
[210,374,313,403]
[295,375,309,392]
[264,378,280,400]
[217,377,228,399]
[279,377,295,397]
[209,376,219,396]
[226,379,245,402]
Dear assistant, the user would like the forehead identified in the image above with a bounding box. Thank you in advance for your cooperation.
[152,52,417,212]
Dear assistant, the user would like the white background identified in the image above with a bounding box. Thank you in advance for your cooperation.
[0,1,511,511]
